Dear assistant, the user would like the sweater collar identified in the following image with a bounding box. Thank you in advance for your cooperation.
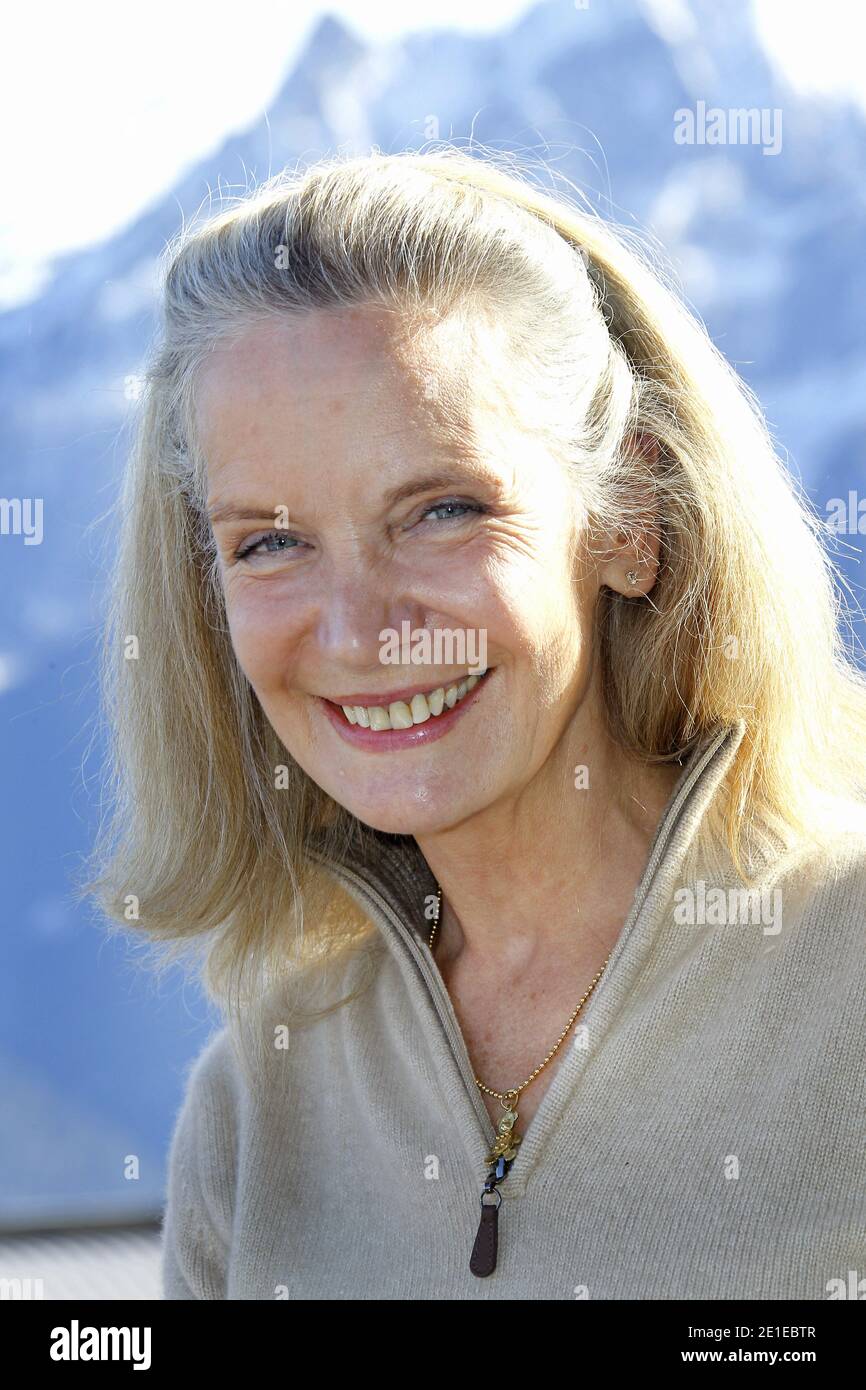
[308,719,748,940]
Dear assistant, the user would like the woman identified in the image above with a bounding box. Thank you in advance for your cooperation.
[82,147,866,1299]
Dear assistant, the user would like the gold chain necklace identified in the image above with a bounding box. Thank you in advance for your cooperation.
[428,883,610,1169]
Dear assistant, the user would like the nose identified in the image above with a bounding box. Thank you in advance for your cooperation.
[314,548,417,675]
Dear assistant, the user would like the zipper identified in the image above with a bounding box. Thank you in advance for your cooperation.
[306,852,510,1275]
[308,854,497,1143]
[305,721,738,1276]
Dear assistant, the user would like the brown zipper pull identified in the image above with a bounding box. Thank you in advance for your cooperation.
[470,1156,511,1276]
[470,1186,501,1276]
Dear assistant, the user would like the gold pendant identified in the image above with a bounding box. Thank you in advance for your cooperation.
[484,1102,522,1166]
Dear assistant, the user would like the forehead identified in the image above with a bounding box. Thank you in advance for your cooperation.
[192,304,578,520]
[192,304,523,471]
[195,306,471,417]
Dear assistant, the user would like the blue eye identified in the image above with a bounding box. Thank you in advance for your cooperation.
[420,500,484,523]
[235,530,301,561]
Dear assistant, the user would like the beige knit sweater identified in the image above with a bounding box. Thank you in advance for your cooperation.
[161,720,866,1298]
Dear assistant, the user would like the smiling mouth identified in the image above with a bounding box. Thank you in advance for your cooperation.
[328,667,492,731]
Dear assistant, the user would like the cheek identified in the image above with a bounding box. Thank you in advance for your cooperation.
[222,581,304,687]
[484,534,584,651]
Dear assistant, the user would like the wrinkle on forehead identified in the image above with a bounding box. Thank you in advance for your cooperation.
[192,301,546,521]
[196,301,499,430]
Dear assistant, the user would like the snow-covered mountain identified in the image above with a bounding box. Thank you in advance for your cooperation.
[1,0,864,1218]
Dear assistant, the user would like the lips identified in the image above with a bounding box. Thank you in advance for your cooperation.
[317,667,495,751]
[325,678,465,706]
[334,668,488,730]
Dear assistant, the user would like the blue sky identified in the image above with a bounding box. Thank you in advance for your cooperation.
[2,0,863,309]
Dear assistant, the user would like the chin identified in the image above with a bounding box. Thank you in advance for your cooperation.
[334,793,467,838]
[313,771,482,836]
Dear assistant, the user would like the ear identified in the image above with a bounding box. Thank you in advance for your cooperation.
[597,433,662,598]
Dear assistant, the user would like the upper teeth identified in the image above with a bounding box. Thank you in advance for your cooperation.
[341,669,488,730]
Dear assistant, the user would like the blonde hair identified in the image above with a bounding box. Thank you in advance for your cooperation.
[77,145,866,1054]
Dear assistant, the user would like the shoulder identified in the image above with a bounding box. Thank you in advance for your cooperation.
[161,1026,240,1300]
[780,827,866,907]
[170,1023,250,1175]
[179,1024,241,1108]
[167,1025,245,1153]
[769,828,866,968]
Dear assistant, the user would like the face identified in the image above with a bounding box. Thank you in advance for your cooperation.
[196,305,625,834]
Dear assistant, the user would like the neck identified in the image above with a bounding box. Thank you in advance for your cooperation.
[417,705,683,976]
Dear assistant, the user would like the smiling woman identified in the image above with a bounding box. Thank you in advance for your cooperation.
[78,146,866,1300]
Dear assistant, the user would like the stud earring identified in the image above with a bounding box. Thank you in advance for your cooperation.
[626,569,640,587]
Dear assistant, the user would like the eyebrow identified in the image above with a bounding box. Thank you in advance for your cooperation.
[207,502,283,527]
[381,466,496,508]
[207,465,499,527]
